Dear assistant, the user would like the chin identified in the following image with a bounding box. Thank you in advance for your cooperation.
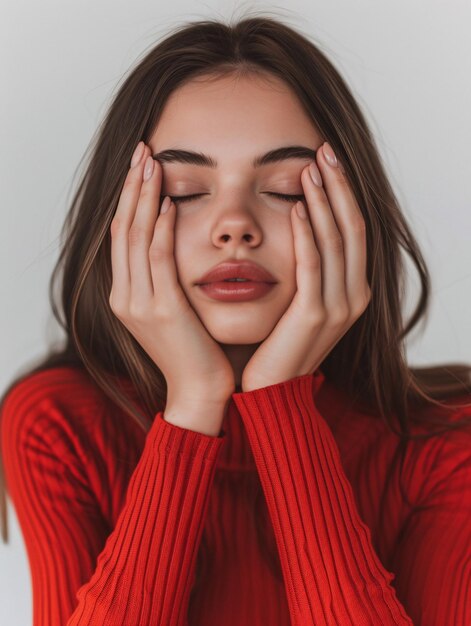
[212,330,267,345]
[193,303,286,343]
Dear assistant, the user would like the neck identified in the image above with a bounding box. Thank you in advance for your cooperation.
[220,343,261,392]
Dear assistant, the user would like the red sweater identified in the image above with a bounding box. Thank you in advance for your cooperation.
[1,366,470,625]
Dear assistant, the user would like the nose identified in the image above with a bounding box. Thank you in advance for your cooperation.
[211,210,263,248]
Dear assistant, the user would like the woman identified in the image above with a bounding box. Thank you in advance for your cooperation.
[1,15,470,626]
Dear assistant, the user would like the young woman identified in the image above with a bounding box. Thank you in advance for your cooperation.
[1,15,470,626]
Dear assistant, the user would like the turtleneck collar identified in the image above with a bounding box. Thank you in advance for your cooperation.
[216,398,258,472]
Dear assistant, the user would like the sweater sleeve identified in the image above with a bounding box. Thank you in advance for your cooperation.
[232,371,414,626]
[1,383,226,626]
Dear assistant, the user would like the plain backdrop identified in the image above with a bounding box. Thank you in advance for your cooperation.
[1,0,470,623]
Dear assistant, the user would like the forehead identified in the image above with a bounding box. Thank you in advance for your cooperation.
[149,72,322,159]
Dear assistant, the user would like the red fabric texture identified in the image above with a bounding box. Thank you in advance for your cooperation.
[1,366,470,625]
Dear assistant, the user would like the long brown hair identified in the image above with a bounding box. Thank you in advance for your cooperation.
[2,12,471,587]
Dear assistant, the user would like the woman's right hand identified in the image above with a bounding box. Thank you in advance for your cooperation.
[109,141,236,408]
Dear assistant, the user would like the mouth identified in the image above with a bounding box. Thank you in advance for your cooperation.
[196,278,275,286]
[195,260,278,285]
[196,280,277,302]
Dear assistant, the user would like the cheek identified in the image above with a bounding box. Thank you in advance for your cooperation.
[172,222,193,279]
[272,223,297,289]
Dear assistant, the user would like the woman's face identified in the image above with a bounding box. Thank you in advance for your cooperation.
[149,72,323,346]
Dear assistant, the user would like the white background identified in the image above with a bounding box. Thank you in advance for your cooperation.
[1,0,470,623]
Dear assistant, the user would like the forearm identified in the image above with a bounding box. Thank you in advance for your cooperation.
[233,373,413,625]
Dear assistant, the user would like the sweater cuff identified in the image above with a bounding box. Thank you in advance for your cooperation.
[231,368,326,406]
[150,411,226,462]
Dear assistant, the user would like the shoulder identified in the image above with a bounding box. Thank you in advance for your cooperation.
[319,379,471,501]
[390,394,471,508]
[423,392,471,467]
[410,395,471,510]
[1,365,114,450]
[2,364,108,415]
[409,392,471,450]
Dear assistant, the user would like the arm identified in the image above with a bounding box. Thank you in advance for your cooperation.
[232,371,414,625]
[1,386,226,626]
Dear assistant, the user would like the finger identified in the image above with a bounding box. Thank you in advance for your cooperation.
[149,197,183,308]
[300,163,347,320]
[110,141,147,306]
[317,143,368,307]
[290,197,323,316]
[129,149,162,302]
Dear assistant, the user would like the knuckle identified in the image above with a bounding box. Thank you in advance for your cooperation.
[109,294,126,318]
[149,242,168,262]
[110,215,126,236]
[309,305,327,326]
[122,177,133,190]
[353,288,371,317]
[140,183,156,199]
[123,168,142,188]
[351,213,367,234]
[128,300,149,322]
[150,296,177,323]
[336,171,350,188]
[302,252,322,272]
[153,305,172,322]
[128,223,148,247]
[122,178,137,195]
[329,304,349,326]
[323,232,344,252]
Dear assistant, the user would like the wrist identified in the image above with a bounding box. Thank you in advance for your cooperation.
[163,396,230,437]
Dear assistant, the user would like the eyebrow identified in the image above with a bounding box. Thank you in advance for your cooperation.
[152,145,318,168]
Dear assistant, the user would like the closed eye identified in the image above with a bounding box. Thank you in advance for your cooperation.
[159,192,305,204]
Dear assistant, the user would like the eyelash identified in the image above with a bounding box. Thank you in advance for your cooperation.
[159,192,305,205]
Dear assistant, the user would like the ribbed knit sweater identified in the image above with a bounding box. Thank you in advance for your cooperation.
[1,366,470,625]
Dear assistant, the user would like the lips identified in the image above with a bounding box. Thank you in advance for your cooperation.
[195,260,277,285]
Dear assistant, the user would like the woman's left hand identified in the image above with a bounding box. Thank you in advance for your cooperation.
[240,141,372,393]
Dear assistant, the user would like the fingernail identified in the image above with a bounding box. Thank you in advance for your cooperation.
[309,161,323,187]
[130,141,145,168]
[143,156,154,181]
[323,142,338,167]
[296,201,307,219]
[161,196,171,214]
